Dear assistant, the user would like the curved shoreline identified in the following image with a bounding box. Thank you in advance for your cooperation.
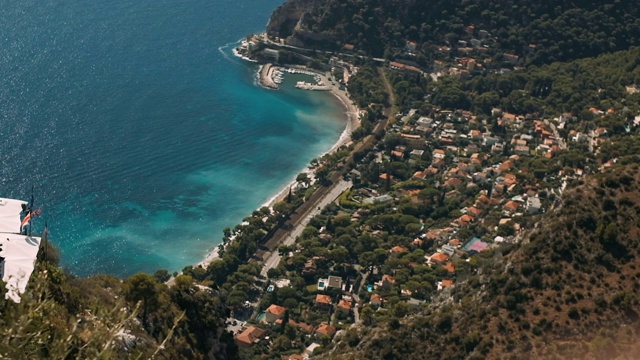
[197,62,360,269]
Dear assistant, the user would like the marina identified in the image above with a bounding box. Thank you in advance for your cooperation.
[258,63,330,91]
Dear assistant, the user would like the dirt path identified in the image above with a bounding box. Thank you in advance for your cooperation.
[378,67,397,123]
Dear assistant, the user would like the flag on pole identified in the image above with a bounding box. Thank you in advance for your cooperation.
[20,208,41,231]
[21,213,31,231]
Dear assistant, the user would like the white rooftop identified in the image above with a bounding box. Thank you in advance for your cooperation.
[0,197,41,303]
[305,342,321,356]
[1,234,41,302]
[0,198,27,234]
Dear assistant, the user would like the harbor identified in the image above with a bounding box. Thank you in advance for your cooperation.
[258,63,330,91]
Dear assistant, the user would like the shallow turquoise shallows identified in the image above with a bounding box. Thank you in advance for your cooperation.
[0,1,346,277]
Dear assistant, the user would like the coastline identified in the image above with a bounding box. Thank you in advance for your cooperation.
[197,61,360,270]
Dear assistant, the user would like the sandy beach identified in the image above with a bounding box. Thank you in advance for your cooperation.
[197,63,360,269]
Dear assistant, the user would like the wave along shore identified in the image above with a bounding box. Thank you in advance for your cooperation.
[197,58,360,269]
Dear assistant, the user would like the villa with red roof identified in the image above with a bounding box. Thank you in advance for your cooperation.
[429,252,449,265]
[235,326,267,348]
[315,323,337,338]
[265,304,287,323]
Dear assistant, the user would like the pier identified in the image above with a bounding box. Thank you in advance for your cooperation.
[259,63,279,89]
[295,81,329,91]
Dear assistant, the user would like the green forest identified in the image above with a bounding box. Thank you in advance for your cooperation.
[270,0,640,65]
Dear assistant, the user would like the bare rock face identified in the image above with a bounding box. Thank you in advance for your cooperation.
[266,0,335,47]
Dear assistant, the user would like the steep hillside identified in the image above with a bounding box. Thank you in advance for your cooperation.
[267,0,640,64]
[325,163,640,359]
[0,258,236,359]
[434,46,640,117]
[267,0,326,43]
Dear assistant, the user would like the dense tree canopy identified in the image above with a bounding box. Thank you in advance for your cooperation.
[271,0,640,65]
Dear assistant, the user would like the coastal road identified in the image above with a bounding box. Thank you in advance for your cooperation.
[260,34,385,64]
[260,179,352,277]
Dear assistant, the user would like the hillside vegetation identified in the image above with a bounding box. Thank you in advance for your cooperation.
[325,163,640,359]
[448,46,640,117]
[268,0,640,65]
[0,259,236,359]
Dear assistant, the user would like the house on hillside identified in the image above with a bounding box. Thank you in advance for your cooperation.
[437,279,455,291]
[452,214,474,227]
[442,262,456,274]
[370,294,383,309]
[315,294,333,310]
[390,246,408,254]
[235,326,267,348]
[381,274,396,288]
[441,244,456,256]
[315,323,336,338]
[433,149,446,160]
[337,298,353,316]
[343,44,355,51]
[503,200,520,215]
[265,304,287,323]
[305,343,322,357]
[318,275,343,291]
[389,61,423,74]
[428,252,449,265]
[527,197,542,214]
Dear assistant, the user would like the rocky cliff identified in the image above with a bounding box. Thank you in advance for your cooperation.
[266,0,337,48]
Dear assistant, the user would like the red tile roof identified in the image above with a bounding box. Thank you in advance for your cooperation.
[266,304,287,316]
[316,323,336,337]
[289,320,314,333]
[235,326,267,347]
[504,200,520,212]
[370,294,383,304]
[316,294,332,305]
[338,299,352,310]
[382,274,396,284]
[442,262,456,273]
[467,206,483,217]
[430,252,449,263]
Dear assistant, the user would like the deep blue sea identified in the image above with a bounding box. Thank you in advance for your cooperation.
[0,1,346,277]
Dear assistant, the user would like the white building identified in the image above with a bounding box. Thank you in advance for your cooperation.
[0,198,42,303]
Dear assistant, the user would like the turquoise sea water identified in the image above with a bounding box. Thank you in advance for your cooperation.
[0,1,346,277]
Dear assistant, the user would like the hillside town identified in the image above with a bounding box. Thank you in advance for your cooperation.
[225,30,639,358]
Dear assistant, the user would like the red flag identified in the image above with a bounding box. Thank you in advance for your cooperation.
[20,208,41,231]
[20,213,31,230]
